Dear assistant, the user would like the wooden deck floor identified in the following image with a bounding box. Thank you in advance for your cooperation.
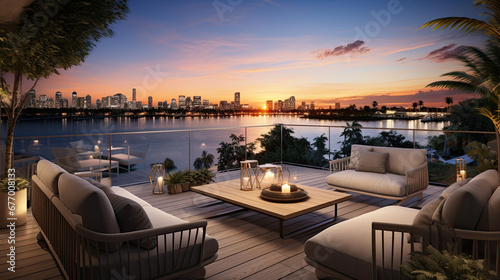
[0,165,444,280]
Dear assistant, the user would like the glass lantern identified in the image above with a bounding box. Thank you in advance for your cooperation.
[456,158,466,181]
[240,160,259,191]
[257,164,289,189]
[150,164,165,194]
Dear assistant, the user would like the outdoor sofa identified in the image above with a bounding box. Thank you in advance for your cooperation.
[305,169,500,279]
[327,144,429,204]
[32,159,218,279]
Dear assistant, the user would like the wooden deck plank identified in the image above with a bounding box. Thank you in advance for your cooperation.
[0,165,445,279]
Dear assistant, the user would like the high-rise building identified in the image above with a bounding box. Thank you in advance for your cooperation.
[234,92,240,108]
[96,99,101,109]
[193,96,202,108]
[178,95,186,109]
[266,100,273,111]
[27,89,36,108]
[132,88,137,109]
[219,101,228,110]
[170,98,178,110]
[113,93,127,108]
[277,100,284,111]
[85,94,92,109]
[72,91,77,108]
[290,96,296,110]
[61,98,68,108]
[55,91,62,109]
[39,94,47,108]
[310,101,315,110]
[185,96,192,109]
[203,99,209,107]
[46,98,54,109]
[77,97,86,109]
[148,96,153,109]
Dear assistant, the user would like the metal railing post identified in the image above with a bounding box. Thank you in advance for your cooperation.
[189,131,191,171]
[328,126,331,161]
[245,127,248,160]
[280,124,283,164]
[109,134,112,179]
[413,129,416,148]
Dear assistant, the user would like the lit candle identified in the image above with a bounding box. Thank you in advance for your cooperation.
[282,184,290,193]
[158,176,164,192]
[264,170,274,188]
[33,139,39,145]
[242,177,249,188]
[89,155,93,159]
[460,170,465,178]
[97,140,101,144]
[94,145,99,152]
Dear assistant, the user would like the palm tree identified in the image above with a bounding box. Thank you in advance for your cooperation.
[372,101,378,110]
[194,150,214,170]
[420,0,500,42]
[418,100,424,111]
[412,102,418,112]
[445,96,454,112]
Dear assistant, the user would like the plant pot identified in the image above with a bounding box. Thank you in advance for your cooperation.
[181,183,190,192]
[167,184,183,194]
[0,188,27,228]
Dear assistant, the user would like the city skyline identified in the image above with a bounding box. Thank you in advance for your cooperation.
[30,0,485,108]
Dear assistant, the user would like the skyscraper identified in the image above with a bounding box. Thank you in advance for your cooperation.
[266,100,273,111]
[193,96,201,108]
[85,95,92,109]
[178,95,186,109]
[55,91,62,109]
[72,91,77,108]
[290,96,296,110]
[234,92,240,108]
[27,89,36,108]
[170,98,178,109]
[132,88,137,109]
[148,96,153,109]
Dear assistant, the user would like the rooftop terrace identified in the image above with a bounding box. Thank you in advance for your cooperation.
[0,165,444,280]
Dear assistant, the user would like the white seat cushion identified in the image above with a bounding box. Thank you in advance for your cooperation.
[326,170,406,197]
[305,206,419,279]
[110,153,143,164]
[111,186,152,207]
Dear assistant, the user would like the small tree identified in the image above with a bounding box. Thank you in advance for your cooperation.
[193,151,214,170]
[0,0,128,177]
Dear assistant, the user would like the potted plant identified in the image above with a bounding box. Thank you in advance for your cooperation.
[0,177,29,228]
[166,171,184,194]
[199,169,216,184]
[180,170,193,192]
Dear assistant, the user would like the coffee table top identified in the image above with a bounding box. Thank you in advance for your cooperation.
[191,179,352,220]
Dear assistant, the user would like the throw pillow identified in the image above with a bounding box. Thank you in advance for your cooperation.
[348,146,373,169]
[441,178,493,230]
[107,193,157,250]
[440,178,471,199]
[83,177,115,196]
[355,151,388,174]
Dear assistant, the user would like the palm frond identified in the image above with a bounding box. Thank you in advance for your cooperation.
[426,80,490,96]
[420,17,500,41]
[478,107,500,132]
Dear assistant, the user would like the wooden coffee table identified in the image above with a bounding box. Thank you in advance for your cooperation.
[191,179,352,238]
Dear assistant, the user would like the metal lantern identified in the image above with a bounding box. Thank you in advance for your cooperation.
[150,164,165,194]
[240,160,259,191]
[456,158,466,181]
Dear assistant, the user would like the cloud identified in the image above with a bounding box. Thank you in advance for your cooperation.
[386,43,436,55]
[419,44,463,63]
[396,57,406,62]
[312,40,370,60]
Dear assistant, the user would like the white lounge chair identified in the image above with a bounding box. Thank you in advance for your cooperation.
[52,147,119,177]
[110,144,149,172]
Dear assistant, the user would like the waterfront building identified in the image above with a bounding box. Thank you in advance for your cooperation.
[27,89,36,108]
[61,98,69,108]
[185,96,192,110]
[137,101,142,108]
[72,91,77,108]
[96,99,101,109]
[234,92,240,108]
[277,100,284,111]
[170,98,178,110]
[335,103,341,110]
[46,98,54,109]
[148,96,153,109]
[284,99,291,111]
[290,96,296,110]
[114,93,127,108]
[77,97,86,109]
[266,100,273,111]
[55,91,62,109]
[86,95,92,109]
[203,99,209,108]
[219,100,228,110]
[310,101,315,110]
[193,96,202,108]
[178,95,186,109]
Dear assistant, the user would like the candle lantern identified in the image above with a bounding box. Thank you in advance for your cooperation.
[456,158,466,181]
[240,160,259,191]
[257,164,290,189]
[150,164,166,194]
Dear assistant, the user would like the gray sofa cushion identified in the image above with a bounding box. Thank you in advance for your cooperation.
[37,159,68,195]
[305,206,419,280]
[487,187,500,231]
[107,193,157,250]
[469,169,498,192]
[441,178,471,199]
[326,170,406,197]
[356,151,388,174]
[442,178,493,230]
[348,145,373,169]
[58,173,120,234]
[371,146,427,176]
[413,196,444,230]
[83,178,115,196]
[111,186,152,207]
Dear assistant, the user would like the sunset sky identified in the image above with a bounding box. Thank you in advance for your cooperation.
[35,0,487,108]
